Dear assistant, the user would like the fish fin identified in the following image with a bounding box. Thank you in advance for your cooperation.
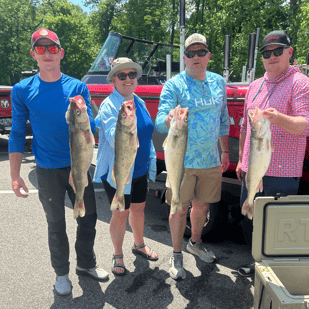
[111,195,118,210]
[69,172,76,193]
[179,170,186,189]
[112,168,116,184]
[165,174,171,188]
[271,140,274,152]
[163,136,169,150]
[170,197,182,215]
[241,200,248,217]
[118,196,125,211]
[241,200,254,220]
[256,179,263,193]
[245,173,248,190]
[248,205,254,220]
[111,195,125,211]
[136,136,139,148]
[85,174,89,187]
[73,200,85,219]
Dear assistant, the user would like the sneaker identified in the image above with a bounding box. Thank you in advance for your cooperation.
[186,239,216,263]
[76,265,109,281]
[237,263,255,277]
[169,252,186,280]
[54,274,72,296]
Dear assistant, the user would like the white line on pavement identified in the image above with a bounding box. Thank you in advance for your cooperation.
[0,188,105,194]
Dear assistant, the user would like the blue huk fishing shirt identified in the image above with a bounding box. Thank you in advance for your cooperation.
[155,70,229,169]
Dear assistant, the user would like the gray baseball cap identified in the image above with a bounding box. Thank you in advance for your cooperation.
[184,33,208,51]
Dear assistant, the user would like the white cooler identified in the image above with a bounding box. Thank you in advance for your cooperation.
[252,195,309,309]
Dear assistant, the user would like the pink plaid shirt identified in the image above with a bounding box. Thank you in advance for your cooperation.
[240,66,309,177]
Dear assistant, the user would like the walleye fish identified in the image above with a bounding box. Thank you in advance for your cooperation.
[163,105,189,214]
[242,107,272,220]
[65,95,94,219]
[111,101,139,211]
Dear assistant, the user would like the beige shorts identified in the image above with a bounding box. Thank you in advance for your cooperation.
[165,165,222,205]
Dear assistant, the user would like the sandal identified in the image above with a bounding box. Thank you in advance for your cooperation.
[112,254,126,276]
[132,243,158,261]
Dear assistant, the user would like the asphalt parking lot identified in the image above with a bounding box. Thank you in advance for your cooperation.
[0,137,255,309]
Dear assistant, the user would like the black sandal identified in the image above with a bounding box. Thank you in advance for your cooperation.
[112,254,127,276]
[132,243,158,261]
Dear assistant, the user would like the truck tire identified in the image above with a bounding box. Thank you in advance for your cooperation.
[184,201,228,240]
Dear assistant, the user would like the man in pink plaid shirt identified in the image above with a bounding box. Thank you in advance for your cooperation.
[236,30,309,276]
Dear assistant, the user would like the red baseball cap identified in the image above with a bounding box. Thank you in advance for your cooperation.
[31,28,61,47]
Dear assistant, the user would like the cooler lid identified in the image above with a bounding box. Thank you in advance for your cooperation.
[252,195,309,261]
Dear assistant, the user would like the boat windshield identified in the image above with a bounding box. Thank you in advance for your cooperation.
[89,33,121,73]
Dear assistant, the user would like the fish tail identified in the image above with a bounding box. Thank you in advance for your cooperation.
[111,194,125,211]
[69,172,76,193]
[73,200,85,219]
[170,197,182,215]
[241,200,254,220]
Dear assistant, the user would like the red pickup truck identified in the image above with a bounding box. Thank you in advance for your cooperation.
[0,86,13,135]
[82,32,309,238]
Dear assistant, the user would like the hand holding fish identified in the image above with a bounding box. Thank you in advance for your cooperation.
[262,108,280,125]
[165,108,176,128]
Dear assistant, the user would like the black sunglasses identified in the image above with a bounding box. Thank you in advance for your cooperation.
[116,71,137,80]
[34,44,60,54]
[184,49,209,59]
[262,46,289,59]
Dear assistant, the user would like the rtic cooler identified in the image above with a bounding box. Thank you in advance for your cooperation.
[252,195,309,309]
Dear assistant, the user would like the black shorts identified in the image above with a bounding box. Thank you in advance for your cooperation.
[102,173,148,210]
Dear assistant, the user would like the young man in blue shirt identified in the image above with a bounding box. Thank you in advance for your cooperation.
[9,28,109,295]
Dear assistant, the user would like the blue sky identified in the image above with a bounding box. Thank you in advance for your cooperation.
[69,0,92,13]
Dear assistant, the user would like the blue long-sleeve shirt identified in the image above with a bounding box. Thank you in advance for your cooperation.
[9,73,95,169]
[156,71,229,169]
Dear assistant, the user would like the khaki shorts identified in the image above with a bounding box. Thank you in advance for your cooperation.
[165,165,222,206]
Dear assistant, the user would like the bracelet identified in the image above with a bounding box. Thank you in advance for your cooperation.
[222,151,229,153]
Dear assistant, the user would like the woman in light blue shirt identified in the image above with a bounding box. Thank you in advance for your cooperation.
[93,58,158,276]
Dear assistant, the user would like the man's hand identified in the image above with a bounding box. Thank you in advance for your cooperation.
[165,108,176,128]
[236,161,243,181]
[262,108,280,126]
[221,152,230,173]
[263,107,307,136]
[12,176,29,198]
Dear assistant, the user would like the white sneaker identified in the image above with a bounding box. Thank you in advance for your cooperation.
[54,274,72,296]
[169,252,186,280]
[186,239,216,263]
[76,265,109,281]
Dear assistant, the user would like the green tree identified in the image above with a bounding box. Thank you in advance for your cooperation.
[40,0,100,79]
[0,0,43,85]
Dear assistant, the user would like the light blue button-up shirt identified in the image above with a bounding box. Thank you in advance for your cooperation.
[93,88,156,193]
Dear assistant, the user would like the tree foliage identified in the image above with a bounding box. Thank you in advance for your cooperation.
[0,0,307,85]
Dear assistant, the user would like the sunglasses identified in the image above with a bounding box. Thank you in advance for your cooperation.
[34,44,60,55]
[116,71,137,80]
[262,46,289,59]
[185,49,209,59]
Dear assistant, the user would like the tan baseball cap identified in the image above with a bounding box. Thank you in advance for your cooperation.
[107,57,143,84]
[184,33,208,51]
